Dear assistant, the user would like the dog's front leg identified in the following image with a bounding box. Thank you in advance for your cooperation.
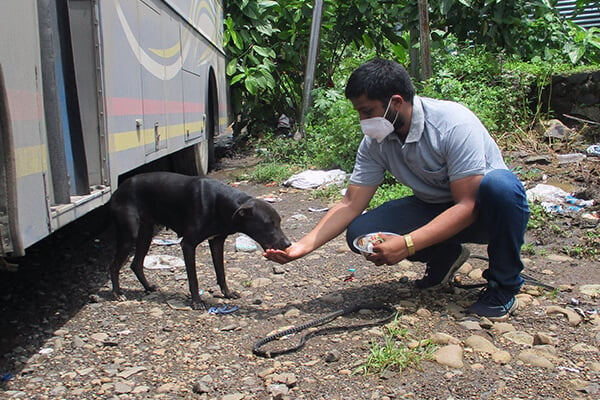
[209,236,240,299]
[181,240,204,310]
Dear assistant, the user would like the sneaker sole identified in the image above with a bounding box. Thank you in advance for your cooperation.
[421,245,470,291]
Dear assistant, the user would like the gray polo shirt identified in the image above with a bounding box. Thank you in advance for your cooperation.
[349,96,508,203]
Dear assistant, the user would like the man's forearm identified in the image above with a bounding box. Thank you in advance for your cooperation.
[297,202,361,253]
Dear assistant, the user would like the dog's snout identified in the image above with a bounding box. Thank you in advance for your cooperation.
[278,237,292,250]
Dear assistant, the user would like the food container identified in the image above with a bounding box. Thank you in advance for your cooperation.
[353,232,399,255]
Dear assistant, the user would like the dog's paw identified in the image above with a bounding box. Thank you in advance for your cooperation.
[191,300,207,311]
[224,290,241,299]
[112,291,127,302]
[144,284,159,293]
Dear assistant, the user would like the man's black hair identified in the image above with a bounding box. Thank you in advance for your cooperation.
[345,58,415,104]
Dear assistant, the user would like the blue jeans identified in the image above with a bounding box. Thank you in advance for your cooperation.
[346,169,529,288]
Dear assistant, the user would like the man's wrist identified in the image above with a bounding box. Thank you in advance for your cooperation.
[403,234,415,256]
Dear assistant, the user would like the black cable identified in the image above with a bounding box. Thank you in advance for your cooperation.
[253,303,397,358]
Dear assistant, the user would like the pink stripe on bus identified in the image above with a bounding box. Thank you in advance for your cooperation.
[107,97,203,116]
[7,89,43,121]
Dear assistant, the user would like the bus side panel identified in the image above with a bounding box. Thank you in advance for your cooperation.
[100,0,146,185]
[0,0,53,255]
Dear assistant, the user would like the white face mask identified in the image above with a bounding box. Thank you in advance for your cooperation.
[359,98,398,143]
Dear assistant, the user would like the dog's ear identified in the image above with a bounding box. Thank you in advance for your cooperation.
[232,202,255,220]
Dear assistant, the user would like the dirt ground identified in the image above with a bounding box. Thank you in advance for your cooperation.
[0,150,599,400]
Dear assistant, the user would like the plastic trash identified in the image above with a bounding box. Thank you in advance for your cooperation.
[235,234,258,252]
[557,153,586,164]
[152,237,182,246]
[143,255,185,269]
[527,184,594,214]
[208,305,240,315]
[283,169,348,190]
[586,144,600,156]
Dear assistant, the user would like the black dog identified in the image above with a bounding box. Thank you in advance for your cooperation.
[108,171,291,309]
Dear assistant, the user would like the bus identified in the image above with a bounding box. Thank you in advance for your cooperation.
[0,0,231,257]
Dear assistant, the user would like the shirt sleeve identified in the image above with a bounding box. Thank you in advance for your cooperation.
[349,138,386,186]
[444,121,488,182]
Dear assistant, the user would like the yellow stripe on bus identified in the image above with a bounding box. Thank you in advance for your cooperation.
[15,145,48,178]
[108,121,205,153]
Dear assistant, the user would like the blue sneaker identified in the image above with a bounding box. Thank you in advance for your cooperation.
[415,245,470,290]
[466,280,519,321]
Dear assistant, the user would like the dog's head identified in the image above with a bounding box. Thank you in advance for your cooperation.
[232,198,291,251]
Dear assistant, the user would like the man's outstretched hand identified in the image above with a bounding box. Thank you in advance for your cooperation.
[263,242,307,264]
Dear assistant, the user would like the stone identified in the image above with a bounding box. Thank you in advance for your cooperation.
[517,351,554,369]
[580,284,600,297]
[430,332,460,345]
[533,332,555,346]
[492,350,512,364]
[434,344,464,369]
[464,335,499,354]
[571,343,599,353]
[545,306,583,327]
[503,331,534,346]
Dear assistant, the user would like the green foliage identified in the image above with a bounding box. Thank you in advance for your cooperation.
[369,183,413,210]
[527,202,550,230]
[420,44,535,134]
[246,162,301,184]
[356,318,436,375]
[223,0,409,136]
[398,0,600,65]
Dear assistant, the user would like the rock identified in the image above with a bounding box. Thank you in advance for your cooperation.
[252,277,272,287]
[268,383,289,399]
[571,343,599,353]
[503,331,534,346]
[478,318,493,329]
[222,393,245,400]
[533,332,555,346]
[433,344,464,369]
[492,350,512,364]
[416,308,431,317]
[545,306,583,326]
[271,372,297,387]
[90,333,109,342]
[491,322,516,335]
[517,351,554,369]
[284,307,300,318]
[117,366,147,379]
[156,383,179,393]
[516,293,535,305]
[192,381,211,394]
[430,332,460,345]
[324,350,341,363]
[459,320,482,331]
[464,335,499,354]
[114,382,132,394]
[579,284,600,297]
[468,268,483,280]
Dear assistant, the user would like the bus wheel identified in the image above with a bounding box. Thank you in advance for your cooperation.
[193,139,210,176]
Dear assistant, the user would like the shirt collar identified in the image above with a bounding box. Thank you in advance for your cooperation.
[405,95,424,143]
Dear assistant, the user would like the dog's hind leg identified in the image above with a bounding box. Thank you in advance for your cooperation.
[129,221,158,293]
[209,236,240,300]
[110,213,137,299]
[110,243,131,299]
[181,239,203,309]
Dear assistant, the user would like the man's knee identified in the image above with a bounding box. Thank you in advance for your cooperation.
[479,169,524,205]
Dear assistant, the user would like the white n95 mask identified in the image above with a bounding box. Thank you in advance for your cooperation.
[359,98,398,143]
